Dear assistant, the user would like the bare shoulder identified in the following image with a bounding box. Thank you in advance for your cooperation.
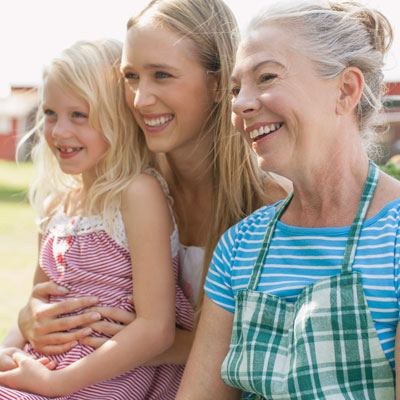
[122,173,166,205]
[263,172,292,204]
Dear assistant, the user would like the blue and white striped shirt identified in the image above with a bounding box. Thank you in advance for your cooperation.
[204,199,400,368]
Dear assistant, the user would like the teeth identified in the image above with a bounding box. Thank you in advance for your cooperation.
[59,147,82,153]
[249,123,283,139]
[144,115,173,127]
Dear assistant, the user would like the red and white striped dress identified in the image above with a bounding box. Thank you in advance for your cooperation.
[0,171,194,399]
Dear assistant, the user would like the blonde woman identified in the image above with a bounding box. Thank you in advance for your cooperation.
[15,0,288,364]
[0,38,194,398]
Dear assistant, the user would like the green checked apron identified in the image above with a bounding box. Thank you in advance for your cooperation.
[221,161,395,399]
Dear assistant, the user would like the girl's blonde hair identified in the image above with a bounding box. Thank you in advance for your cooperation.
[23,39,153,231]
[127,0,278,304]
[247,0,393,157]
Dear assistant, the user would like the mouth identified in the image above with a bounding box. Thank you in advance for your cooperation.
[143,114,174,128]
[56,146,84,157]
[248,122,283,141]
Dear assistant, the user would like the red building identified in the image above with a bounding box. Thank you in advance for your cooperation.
[382,82,400,162]
[0,86,38,161]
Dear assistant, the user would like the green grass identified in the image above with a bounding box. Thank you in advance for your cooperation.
[0,160,36,341]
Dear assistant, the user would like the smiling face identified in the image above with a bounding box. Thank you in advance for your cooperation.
[43,75,109,186]
[231,25,339,175]
[121,22,218,156]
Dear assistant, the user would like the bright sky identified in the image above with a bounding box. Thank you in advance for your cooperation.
[1,0,399,98]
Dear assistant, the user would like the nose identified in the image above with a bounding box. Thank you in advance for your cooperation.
[232,86,260,118]
[51,118,71,139]
[132,80,156,110]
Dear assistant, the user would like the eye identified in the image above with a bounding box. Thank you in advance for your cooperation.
[43,109,56,117]
[72,111,87,118]
[259,73,277,84]
[124,72,139,80]
[155,71,172,79]
[231,86,240,98]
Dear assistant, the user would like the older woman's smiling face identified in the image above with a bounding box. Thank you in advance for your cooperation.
[231,24,339,175]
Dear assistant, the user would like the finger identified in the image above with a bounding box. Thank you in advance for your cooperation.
[36,341,78,356]
[0,358,18,372]
[84,307,135,325]
[31,281,70,299]
[43,311,101,333]
[85,320,125,336]
[34,298,100,322]
[38,358,57,370]
[30,327,94,353]
[79,336,107,349]
[11,352,31,365]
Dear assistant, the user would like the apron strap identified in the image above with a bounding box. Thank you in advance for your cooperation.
[341,160,380,273]
[248,191,294,291]
[247,160,380,290]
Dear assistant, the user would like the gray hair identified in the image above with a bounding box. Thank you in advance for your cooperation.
[246,0,393,156]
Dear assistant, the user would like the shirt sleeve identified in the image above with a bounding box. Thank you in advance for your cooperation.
[395,214,400,320]
[204,225,238,312]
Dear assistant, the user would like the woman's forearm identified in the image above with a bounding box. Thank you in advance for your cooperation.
[1,324,26,349]
[143,327,195,366]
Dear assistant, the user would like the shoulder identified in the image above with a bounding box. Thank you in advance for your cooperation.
[369,171,400,218]
[122,173,167,205]
[219,202,278,250]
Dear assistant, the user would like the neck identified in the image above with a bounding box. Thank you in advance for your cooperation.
[281,143,370,228]
[157,146,214,247]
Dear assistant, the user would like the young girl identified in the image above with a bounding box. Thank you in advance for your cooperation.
[0,38,193,399]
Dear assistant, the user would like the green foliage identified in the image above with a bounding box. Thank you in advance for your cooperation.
[380,161,400,180]
[0,160,36,341]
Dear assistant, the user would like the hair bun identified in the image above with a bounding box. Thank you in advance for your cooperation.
[331,1,393,55]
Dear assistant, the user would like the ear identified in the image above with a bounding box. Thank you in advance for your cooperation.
[336,67,364,115]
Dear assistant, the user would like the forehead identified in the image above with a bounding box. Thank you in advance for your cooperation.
[233,25,297,76]
[122,22,199,67]
[43,75,87,107]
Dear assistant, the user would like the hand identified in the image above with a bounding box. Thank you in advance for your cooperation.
[0,352,60,396]
[0,347,23,371]
[18,281,101,355]
[80,305,136,348]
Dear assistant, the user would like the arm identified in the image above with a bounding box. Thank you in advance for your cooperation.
[176,294,242,399]
[0,174,177,396]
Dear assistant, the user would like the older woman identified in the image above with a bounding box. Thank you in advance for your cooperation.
[177,1,399,399]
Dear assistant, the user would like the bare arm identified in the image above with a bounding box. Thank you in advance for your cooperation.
[0,174,177,396]
[176,295,242,399]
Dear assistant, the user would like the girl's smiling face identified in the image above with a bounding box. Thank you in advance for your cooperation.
[231,25,339,175]
[121,22,218,156]
[43,76,109,186]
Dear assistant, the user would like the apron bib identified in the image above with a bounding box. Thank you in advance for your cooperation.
[221,161,395,399]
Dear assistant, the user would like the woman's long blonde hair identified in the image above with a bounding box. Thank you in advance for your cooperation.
[22,39,154,231]
[127,0,282,306]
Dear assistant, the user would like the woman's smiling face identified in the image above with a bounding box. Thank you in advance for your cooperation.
[231,24,339,174]
[121,22,218,156]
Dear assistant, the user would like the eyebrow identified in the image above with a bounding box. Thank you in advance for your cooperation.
[121,63,179,72]
[231,59,285,82]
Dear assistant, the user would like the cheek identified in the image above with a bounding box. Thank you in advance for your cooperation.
[232,112,245,133]
[124,85,136,114]
[44,127,55,149]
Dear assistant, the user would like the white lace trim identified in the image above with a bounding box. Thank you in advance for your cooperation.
[45,169,179,257]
